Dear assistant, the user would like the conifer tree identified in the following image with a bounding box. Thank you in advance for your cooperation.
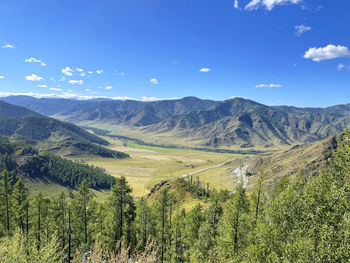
[0,169,12,235]
[109,176,134,250]
[12,179,28,234]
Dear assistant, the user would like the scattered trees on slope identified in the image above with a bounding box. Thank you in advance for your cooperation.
[1,131,350,262]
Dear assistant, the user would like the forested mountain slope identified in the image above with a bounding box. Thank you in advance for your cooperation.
[0,139,115,189]
[0,100,109,145]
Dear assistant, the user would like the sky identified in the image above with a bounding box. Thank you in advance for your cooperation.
[0,0,349,107]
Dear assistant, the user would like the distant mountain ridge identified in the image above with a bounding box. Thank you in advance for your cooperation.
[2,95,350,148]
[0,100,108,145]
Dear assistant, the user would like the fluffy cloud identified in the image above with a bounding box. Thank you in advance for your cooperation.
[25,74,43,81]
[85,89,90,92]
[0,76,4,79]
[244,0,302,11]
[96,70,104,74]
[75,68,84,72]
[25,57,46,66]
[50,88,62,91]
[142,96,161,102]
[304,44,350,62]
[295,24,311,36]
[150,78,159,84]
[199,68,211,72]
[62,66,74,76]
[80,73,86,77]
[105,86,112,90]
[234,0,239,8]
[88,71,94,74]
[68,80,84,85]
[38,84,48,88]
[2,43,14,49]
[256,83,282,88]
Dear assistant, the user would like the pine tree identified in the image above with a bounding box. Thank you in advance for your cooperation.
[73,179,91,245]
[218,184,249,259]
[109,176,134,250]
[135,198,153,249]
[0,169,12,235]
[12,179,28,234]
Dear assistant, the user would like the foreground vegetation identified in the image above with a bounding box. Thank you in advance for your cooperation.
[0,140,116,190]
[1,131,350,262]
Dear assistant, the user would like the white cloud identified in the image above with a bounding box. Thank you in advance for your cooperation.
[80,73,86,77]
[50,88,62,91]
[38,84,48,88]
[60,76,66,81]
[62,66,74,76]
[25,57,46,66]
[68,79,84,85]
[85,89,90,92]
[337,64,345,71]
[234,0,239,9]
[88,71,94,74]
[244,0,302,11]
[256,83,282,88]
[96,70,104,74]
[2,43,14,49]
[67,89,73,92]
[142,96,161,102]
[75,68,84,72]
[150,78,159,84]
[0,76,4,79]
[304,44,350,62]
[295,24,311,36]
[0,91,138,101]
[199,68,211,72]
[105,86,113,90]
[25,74,43,81]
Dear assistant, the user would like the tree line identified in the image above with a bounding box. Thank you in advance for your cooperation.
[0,140,116,190]
[1,131,350,262]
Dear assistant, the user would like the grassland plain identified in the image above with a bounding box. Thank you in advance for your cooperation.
[85,139,242,197]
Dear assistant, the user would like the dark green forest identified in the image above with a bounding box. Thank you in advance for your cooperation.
[0,140,116,190]
[1,131,350,262]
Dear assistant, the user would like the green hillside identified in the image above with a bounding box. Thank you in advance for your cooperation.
[0,139,115,190]
[0,100,109,145]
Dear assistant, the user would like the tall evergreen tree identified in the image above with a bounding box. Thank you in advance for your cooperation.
[12,179,28,234]
[218,184,249,259]
[109,176,134,251]
[0,169,12,235]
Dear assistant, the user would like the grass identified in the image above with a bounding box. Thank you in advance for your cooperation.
[85,139,242,197]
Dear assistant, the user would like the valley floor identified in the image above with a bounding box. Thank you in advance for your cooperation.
[85,139,243,197]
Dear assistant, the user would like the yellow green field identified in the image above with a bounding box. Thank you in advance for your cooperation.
[85,139,242,197]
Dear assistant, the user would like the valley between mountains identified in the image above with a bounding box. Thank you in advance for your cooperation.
[0,95,345,204]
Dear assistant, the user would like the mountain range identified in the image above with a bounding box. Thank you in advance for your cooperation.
[0,100,108,145]
[1,95,350,148]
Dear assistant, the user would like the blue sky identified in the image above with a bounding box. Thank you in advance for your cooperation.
[0,0,349,107]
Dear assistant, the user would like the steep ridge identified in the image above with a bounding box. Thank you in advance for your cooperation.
[146,98,348,147]
[56,96,217,126]
[2,95,350,148]
[0,100,109,145]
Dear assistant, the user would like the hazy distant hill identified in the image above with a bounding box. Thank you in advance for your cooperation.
[56,96,217,126]
[2,95,350,148]
[0,100,109,145]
